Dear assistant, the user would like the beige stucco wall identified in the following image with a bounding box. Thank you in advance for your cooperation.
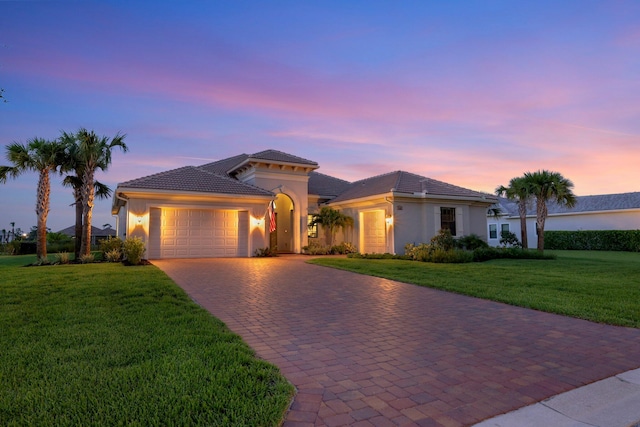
[246,169,312,253]
[332,194,492,255]
[115,192,272,257]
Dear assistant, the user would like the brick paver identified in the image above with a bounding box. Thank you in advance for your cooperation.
[154,256,640,427]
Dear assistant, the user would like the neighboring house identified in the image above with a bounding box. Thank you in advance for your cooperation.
[112,149,497,259]
[487,193,640,247]
[58,225,116,245]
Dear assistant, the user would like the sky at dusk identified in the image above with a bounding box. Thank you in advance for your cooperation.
[1,1,639,233]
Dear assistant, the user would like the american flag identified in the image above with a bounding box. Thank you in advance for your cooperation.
[268,200,276,233]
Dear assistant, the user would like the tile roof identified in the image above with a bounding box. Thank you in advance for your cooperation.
[547,192,640,214]
[329,171,494,204]
[249,149,318,166]
[117,166,273,196]
[199,153,249,175]
[308,171,352,197]
[496,192,640,217]
[58,225,115,237]
[198,150,317,176]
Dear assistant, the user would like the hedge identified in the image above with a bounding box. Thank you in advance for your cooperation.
[544,230,640,252]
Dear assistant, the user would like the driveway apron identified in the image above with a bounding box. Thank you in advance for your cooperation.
[153,257,640,427]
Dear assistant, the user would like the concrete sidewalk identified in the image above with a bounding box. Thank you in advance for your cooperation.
[474,368,640,427]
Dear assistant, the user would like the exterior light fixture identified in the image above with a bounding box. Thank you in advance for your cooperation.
[137,216,143,225]
[385,216,393,225]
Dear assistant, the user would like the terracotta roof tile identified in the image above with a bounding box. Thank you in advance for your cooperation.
[249,149,318,166]
[329,171,494,203]
[199,153,249,175]
[308,171,351,197]
[117,166,273,196]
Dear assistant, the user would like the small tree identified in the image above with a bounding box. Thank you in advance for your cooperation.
[0,139,65,259]
[309,207,354,246]
[496,176,532,249]
[523,170,576,252]
[60,129,128,257]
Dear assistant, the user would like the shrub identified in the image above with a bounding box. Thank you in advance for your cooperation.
[431,229,455,251]
[105,249,122,263]
[348,252,408,260]
[55,252,70,264]
[545,230,640,252]
[0,243,15,255]
[302,241,357,255]
[48,241,75,254]
[123,237,146,265]
[13,241,36,255]
[330,242,358,255]
[100,237,124,257]
[499,231,522,248]
[302,241,330,255]
[254,247,276,257]
[472,247,555,262]
[456,234,489,250]
[33,256,51,266]
[405,243,433,261]
[430,248,474,263]
[79,253,95,264]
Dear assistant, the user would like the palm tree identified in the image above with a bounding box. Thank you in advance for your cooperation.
[72,129,128,256]
[495,176,532,249]
[60,131,115,259]
[309,206,354,246]
[522,170,576,252]
[0,138,65,259]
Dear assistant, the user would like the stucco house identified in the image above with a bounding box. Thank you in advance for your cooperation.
[487,192,640,247]
[112,149,496,259]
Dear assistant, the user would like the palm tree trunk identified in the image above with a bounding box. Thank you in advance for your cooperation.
[74,187,82,260]
[518,201,528,249]
[80,169,95,256]
[535,197,547,252]
[35,169,50,259]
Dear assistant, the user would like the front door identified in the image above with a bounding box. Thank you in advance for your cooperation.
[272,194,294,253]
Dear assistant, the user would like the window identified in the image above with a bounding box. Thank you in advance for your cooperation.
[307,214,318,238]
[489,224,497,239]
[501,224,510,236]
[440,207,456,236]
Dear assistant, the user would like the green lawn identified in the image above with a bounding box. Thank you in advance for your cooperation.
[0,255,294,426]
[309,250,640,328]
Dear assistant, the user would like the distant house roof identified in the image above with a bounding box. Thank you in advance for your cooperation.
[495,192,640,217]
[329,171,495,204]
[58,225,116,238]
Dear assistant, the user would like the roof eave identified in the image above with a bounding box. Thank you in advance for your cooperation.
[394,192,497,204]
[226,157,319,175]
[114,186,274,199]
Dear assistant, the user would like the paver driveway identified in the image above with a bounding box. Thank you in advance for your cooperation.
[153,256,640,427]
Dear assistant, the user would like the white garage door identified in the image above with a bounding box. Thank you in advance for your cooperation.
[149,208,248,259]
[361,210,386,254]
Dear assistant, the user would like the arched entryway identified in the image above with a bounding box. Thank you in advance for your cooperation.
[270,193,295,253]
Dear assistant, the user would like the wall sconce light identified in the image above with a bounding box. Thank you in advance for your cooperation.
[251,216,264,228]
[136,216,143,225]
[385,215,393,226]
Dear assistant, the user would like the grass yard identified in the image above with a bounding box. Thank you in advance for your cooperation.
[309,250,640,328]
[0,255,294,426]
